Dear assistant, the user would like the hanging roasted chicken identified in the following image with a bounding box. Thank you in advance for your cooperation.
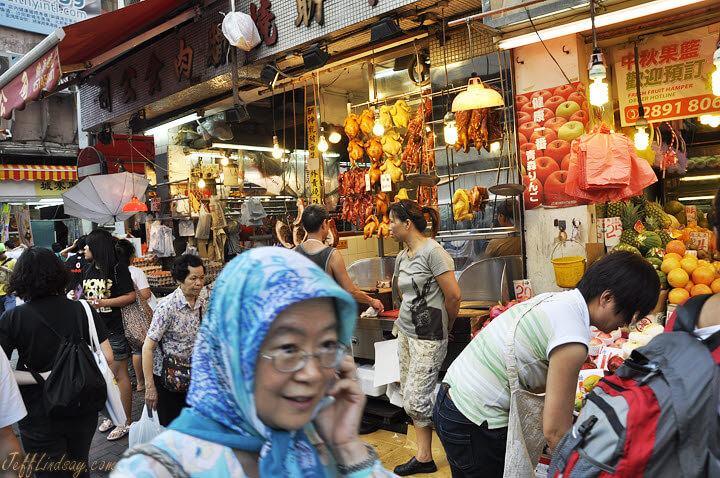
[377,215,390,239]
[468,186,489,214]
[344,113,361,139]
[452,189,474,222]
[380,156,404,183]
[359,109,375,138]
[454,108,503,153]
[379,105,394,131]
[348,139,365,168]
[401,97,433,173]
[375,193,390,217]
[365,138,383,163]
[381,130,402,157]
[364,215,379,238]
[390,100,411,129]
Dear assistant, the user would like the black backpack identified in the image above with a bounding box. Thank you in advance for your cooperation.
[24,304,107,418]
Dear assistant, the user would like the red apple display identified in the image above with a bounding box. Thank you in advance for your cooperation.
[519,143,537,168]
[567,92,585,106]
[515,95,530,110]
[556,101,581,120]
[535,156,560,184]
[521,102,536,115]
[570,110,589,126]
[544,117,567,134]
[553,84,575,100]
[517,111,532,125]
[518,121,541,140]
[544,95,565,113]
[561,153,572,171]
[518,132,528,145]
[545,139,571,165]
[558,121,585,142]
[529,128,557,146]
[544,170,575,205]
[530,89,552,104]
[523,175,543,210]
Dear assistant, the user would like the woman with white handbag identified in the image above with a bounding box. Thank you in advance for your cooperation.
[0,247,114,478]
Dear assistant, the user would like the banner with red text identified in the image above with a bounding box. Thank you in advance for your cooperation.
[612,25,719,127]
[0,46,61,119]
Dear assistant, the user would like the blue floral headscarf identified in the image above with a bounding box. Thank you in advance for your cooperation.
[169,247,357,477]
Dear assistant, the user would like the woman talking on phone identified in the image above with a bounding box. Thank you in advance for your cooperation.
[114,248,397,477]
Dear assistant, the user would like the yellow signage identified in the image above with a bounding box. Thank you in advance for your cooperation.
[34,180,76,197]
[306,105,323,204]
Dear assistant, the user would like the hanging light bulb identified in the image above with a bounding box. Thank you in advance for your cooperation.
[700,115,720,128]
[372,109,384,136]
[634,117,650,151]
[328,130,342,143]
[220,156,229,166]
[272,135,283,159]
[712,43,720,96]
[443,112,458,145]
[197,178,206,189]
[588,48,609,106]
[490,141,501,152]
[317,127,329,152]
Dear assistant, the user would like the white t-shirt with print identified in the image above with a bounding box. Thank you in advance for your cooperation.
[0,352,27,428]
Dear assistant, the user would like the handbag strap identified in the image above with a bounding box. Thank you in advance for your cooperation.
[121,444,191,478]
[504,298,551,393]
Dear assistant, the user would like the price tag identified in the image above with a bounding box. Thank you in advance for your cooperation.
[150,197,161,212]
[602,217,622,247]
[689,232,710,252]
[513,279,533,300]
[686,249,698,257]
[380,173,392,192]
[686,206,697,224]
[365,173,371,192]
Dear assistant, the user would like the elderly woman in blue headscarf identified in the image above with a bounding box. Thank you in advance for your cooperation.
[113,247,396,478]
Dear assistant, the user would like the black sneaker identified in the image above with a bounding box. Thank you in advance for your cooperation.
[393,457,437,475]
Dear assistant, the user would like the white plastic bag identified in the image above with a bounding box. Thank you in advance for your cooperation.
[221,12,261,51]
[129,405,165,447]
[81,300,127,427]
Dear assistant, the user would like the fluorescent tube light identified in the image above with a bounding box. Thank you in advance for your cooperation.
[678,195,716,201]
[212,143,290,153]
[680,174,720,182]
[497,0,705,50]
[145,113,199,136]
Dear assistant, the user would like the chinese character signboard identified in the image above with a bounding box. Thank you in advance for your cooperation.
[516,81,588,208]
[34,180,77,197]
[306,105,322,204]
[0,47,61,120]
[0,0,100,35]
[613,26,720,126]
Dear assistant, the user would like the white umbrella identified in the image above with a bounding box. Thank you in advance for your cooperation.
[62,172,150,224]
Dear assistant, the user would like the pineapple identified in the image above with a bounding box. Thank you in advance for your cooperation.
[645,216,672,247]
[596,202,607,219]
[606,200,626,218]
[620,202,641,247]
[645,201,671,229]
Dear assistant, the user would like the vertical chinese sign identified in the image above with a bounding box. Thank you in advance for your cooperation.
[613,26,720,127]
[306,105,323,204]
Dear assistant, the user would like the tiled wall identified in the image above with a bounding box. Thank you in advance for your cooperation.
[338,234,401,266]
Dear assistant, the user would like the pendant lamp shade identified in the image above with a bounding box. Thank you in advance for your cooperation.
[122,196,148,212]
[452,77,504,112]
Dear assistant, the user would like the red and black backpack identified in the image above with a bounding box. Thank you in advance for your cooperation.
[549,294,720,477]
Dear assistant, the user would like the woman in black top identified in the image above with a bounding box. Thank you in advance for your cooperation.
[0,247,113,478]
[81,230,136,440]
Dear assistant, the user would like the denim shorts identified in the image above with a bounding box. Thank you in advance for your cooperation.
[108,333,131,361]
[433,384,508,478]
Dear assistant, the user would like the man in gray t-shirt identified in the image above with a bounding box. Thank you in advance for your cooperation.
[394,239,455,340]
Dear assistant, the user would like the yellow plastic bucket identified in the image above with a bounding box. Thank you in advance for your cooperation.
[551,256,587,288]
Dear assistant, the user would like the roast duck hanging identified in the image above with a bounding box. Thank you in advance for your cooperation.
[454,108,503,153]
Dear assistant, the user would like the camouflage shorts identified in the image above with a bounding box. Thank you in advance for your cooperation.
[397,330,448,427]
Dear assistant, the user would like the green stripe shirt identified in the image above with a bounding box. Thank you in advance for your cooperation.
[445,289,590,429]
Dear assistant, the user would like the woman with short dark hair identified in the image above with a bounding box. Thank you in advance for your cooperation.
[0,247,113,477]
[81,229,136,440]
[142,254,207,426]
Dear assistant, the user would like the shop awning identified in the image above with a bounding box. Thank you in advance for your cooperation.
[0,0,198,119]
[0,165,77,182]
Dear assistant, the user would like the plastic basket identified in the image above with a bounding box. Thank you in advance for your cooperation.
[551,239,586,288]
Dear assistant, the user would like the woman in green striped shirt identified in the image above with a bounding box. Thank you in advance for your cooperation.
[434,252,660,477]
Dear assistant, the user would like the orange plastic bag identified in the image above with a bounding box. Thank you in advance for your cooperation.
[566,123,657,203]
